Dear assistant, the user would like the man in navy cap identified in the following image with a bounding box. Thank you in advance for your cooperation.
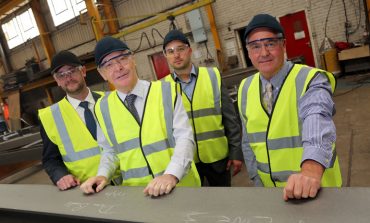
[80,37,200,196]
[162,29,243,187]
[238,14,342,200]
[39,51,106,190]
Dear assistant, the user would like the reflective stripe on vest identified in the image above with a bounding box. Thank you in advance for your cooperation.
[50,103,100,162]
[163,67,228,163]
[238,64,342,187]
[100,85,174,155]
[97,81,200,186]
[38,98,101,182]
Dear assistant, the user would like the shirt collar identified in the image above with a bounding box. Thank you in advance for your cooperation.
[173,64,197,83]
[117,79,149,101]
[260,61,293,89]
[67,88,94,109]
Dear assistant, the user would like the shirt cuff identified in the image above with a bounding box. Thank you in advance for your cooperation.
[164,161,190,181]
[97,167,113,180]
[302,145,333,169]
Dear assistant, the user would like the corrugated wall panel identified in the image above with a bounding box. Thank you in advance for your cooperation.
[52,21,95,54]
[114,0,189,27]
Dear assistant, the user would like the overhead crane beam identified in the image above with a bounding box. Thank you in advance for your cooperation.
[0,0,26,19]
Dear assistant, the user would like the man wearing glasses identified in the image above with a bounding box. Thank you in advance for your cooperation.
[238,14,342,200]
[80,37,200,196]
[162,30,243,187]
[39,51,107,190]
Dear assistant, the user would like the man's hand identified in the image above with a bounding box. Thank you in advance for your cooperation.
[80,176,108,194]
[143,174,178,197]
[283,160,324,201]
[227,160,243,176]
[56,174,80,191]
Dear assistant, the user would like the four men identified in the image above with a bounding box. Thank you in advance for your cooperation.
[41,13,342,199]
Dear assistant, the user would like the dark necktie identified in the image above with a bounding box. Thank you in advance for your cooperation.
[125,94,140,123]
[79,101,97,140]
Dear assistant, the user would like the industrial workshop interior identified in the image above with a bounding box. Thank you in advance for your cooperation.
[0,0,370,222]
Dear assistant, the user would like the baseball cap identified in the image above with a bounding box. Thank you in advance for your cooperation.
[50,51,82,74]
[243,14,285,42]
[94,36,130,66]
[163,29,190,50]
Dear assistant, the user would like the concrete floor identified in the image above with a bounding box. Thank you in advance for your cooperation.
[2,72,370,187]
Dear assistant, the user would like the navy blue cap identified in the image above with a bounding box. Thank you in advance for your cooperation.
[50,51,82,74]
[163,29,190,50]
[95,36,130,66]
[243,14,285,42]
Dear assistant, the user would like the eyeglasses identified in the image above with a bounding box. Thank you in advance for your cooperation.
[246,37,283,54]
[99,52,132,71]
[54,66,82,80]
[164,45,189,56]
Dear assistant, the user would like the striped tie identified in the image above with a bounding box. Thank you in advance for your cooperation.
[125,94,140,123]
[263,82,273,114]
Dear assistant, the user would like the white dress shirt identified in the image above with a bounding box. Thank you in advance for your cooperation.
[66,88,110,150]
[97,80,195,181]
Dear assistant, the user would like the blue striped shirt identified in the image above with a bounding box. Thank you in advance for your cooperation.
[241,61,336,186]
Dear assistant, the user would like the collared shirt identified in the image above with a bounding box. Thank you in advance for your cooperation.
[66,89,96,121]
[241,61,336,186]
[97,80,195,181]
[66,89,109,151]
[173,65,197,100]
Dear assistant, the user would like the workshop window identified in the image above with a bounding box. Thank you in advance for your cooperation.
[47,0,96,27]
[1,9,39,50]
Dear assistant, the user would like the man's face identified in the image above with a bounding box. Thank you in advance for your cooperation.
[164,40,192,71]
[98,50,138,93]
[54,65,86,95]
[246,28,286,80]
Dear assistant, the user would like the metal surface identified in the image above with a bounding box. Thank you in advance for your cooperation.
[0,185,369,223]
[0,126,42,165]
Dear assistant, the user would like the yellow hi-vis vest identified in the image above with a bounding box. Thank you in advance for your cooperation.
[38,97,101,183]
[95,81,200,187]
[238,64,342,187]
[163,67,228,163]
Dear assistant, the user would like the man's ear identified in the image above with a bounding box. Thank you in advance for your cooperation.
[80,66,87,78]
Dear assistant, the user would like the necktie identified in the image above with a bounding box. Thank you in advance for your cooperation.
[79,101,97,140]
[125,94,140,123]
[263,82,273,114]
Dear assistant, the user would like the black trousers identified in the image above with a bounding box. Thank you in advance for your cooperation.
[196,158,231,187]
